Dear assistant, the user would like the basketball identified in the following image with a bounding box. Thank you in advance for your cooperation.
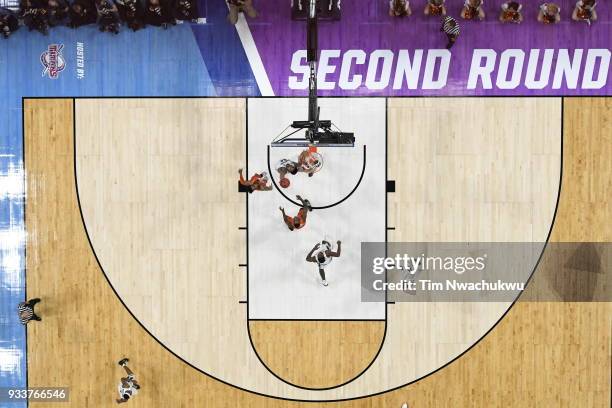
[280,178,290,188]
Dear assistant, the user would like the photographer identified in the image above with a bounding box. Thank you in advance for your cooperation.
[68,0,97,28]
[145,0,175,29]
[116,0,146,31]
[21,0,50,35]
[0,7,19,38]
[96,0,121,34]
[47,0,70,26]
[227,0,257,25]
[173,0,198,22]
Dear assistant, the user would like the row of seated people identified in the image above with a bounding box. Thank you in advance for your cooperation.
[389,0,598,25]
[0,0,200,38]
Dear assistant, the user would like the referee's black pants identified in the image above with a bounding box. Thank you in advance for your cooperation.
[27,298,42,320]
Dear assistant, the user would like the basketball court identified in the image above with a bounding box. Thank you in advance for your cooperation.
[0,0,610,407]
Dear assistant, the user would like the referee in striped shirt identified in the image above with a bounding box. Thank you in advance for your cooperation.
[441,15,460,49]
[18,298,41,324]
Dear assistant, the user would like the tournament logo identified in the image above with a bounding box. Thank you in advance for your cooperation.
[40,44,66,79]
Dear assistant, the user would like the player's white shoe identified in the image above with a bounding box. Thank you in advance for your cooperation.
[322,280,328,286]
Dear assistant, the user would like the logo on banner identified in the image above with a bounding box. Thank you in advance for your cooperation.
[41,44,66,79]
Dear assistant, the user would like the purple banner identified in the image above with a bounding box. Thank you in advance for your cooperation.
[249,0,611,96]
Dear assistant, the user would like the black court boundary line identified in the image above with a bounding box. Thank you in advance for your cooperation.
[248,318,385,322]
[245,98,387,391]
[26,95,610,99]
[22,99,29,408]
[61,95,564,403]
[385,97,389,309]
[266,145,367,210]
[245,98,249,311]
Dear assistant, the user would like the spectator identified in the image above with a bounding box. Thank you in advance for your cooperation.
[460,0,485,21]
[96,0,120,33]
[18,298,41,324]
[145,0,175,29]
[424,0,446,16]
[68,0,97,28]
[572,0,597,25]
[389,0,411,17]
[116,0,146,31]
[0,7,19,38]
[47,0,70,27]
[499,1,523,23]
[537,3,561,24]
[227,0,257,25]
[21,0,50,35]
[174,0,198,22]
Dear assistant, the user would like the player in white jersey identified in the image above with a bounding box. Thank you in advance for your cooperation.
[276,158,299,179]
[306,240,342,286]
[116,358,140,404]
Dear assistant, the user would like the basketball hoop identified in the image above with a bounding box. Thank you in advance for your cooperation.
[271,0,354,149]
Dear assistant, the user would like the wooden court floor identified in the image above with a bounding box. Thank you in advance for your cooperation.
[24,98,610,407]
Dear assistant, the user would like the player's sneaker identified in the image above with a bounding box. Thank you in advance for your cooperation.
[322,280,328,287]
[118,358,129,367]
